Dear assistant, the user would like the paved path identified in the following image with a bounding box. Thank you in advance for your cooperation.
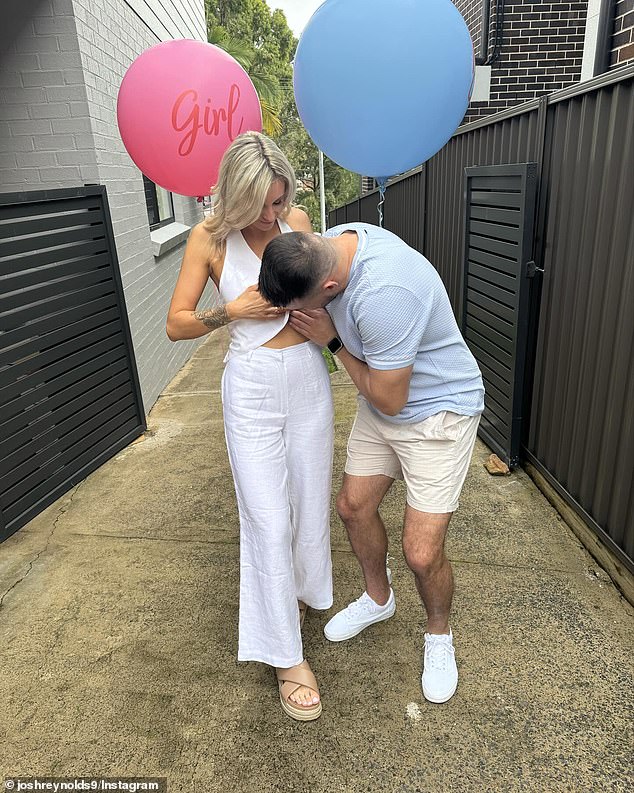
[1,331,632,792]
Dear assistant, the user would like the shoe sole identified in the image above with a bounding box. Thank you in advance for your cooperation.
[421,679,458,704]
[280,695,322,721]
[324,605,395,642]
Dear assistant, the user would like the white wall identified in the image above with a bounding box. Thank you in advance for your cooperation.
[125,0,206,42]
[581,0,603,81]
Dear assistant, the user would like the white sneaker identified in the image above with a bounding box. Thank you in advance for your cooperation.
[324,590,396,642]
[421,629,458,703]
[386,552,393,585]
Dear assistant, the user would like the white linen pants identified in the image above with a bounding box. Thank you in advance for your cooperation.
[221,342,334,667]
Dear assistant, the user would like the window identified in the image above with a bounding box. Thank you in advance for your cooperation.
[143,175,175,229]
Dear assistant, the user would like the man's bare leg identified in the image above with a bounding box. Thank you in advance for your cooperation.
[336,473,395,605]
[402,506,453,634]
[402,506,459,702]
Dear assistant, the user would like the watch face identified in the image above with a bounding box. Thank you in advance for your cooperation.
[327,337,343,354]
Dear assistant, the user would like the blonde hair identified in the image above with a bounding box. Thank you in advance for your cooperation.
[202,132,297,260]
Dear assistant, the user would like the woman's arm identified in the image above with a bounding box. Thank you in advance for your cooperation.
[166,224,282,341]
[166,224,222,341]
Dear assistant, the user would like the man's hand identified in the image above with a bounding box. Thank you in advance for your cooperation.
[289,309,337,346]
[291,307,412,416]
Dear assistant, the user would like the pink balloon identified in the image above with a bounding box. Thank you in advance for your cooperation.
[117,40,262,197]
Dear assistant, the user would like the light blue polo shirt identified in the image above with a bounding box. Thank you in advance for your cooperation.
[324,223,484,424]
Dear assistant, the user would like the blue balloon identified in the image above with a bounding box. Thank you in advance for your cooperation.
[293,0,474,180]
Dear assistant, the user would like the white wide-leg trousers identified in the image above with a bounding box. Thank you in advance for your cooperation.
[221,342,334,667]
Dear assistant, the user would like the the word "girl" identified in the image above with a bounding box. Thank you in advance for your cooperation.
[171,84,244,156]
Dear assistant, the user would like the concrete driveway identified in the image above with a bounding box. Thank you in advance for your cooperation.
[1,330,632,793]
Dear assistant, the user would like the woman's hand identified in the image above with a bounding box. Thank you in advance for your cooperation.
[227,284,286,321]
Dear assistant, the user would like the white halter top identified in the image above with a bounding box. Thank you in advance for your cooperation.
[218,219,292,361]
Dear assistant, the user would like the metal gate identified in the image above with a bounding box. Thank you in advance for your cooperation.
[462,163,538,467]
[0,186,146,542]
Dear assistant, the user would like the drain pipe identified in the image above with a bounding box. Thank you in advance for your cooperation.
[593,0,616,76]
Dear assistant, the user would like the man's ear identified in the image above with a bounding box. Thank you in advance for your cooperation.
[323,279,339,294]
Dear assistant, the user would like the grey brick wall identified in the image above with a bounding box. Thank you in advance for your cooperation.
[0,0,99,188]
[71,0,213,415]
[611,0,634,66]
[455,1,589,123]
[457,0,483,55]
[0,0,214,416]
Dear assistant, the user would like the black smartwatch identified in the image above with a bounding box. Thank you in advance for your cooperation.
[326,336,343,355]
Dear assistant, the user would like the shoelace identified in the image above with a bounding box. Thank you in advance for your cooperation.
[425,636,453,671]
[347,593,379,617]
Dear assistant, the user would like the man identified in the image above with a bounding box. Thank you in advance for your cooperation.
[259,223,484,703]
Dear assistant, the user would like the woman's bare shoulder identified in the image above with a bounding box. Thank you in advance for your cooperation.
[188,221,224,279]
[286,206,312,232]
[189,220,212,247]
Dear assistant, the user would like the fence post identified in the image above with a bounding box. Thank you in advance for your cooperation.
[419,163,427,255]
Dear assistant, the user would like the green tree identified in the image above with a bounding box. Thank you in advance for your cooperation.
[207,23,282,135]
[205,0,294,135]
[205,0,359,224]
[276,93,359,229]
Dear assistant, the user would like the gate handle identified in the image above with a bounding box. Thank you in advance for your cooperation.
[526,260,544,277]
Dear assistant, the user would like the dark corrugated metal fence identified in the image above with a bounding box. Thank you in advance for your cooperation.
[328,64,634,572]
[526,76,634,566]
[0,186,146,542]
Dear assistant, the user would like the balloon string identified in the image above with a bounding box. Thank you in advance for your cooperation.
[377,181,386,228]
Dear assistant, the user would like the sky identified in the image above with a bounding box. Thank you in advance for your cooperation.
[264,0,325,38]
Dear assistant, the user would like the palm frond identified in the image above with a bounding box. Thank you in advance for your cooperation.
[212,34,255,72]
[249,71,281,105]
[207,25,227,46]
[205,25,282,137]
[260,99,282,136]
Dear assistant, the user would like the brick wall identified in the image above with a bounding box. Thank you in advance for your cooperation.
[71,0,212,414]
[611,0,634,66]
[455,1,589,122]
[0,0,99,189]
[457,0,484,53]
[0,0,212,416]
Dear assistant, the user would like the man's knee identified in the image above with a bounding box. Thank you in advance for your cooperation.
[402,536,446,576]
[336,489,369,523]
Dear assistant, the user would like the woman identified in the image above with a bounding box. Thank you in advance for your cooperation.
[166,132,334,721]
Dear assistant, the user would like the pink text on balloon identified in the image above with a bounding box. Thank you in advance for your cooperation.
[171,83,244,157]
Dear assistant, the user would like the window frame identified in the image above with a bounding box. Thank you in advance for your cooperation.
[143,175,175,230]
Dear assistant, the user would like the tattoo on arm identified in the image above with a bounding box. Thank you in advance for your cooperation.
[193,305,230,330]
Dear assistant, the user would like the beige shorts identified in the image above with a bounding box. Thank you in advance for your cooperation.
[345,398,481,513]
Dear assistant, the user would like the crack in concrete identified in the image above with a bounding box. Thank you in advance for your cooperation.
[67,531,240,546]
[0,483,82,611]
[159,391,221,396]
[328,548,590,576]
[449,556,598,576]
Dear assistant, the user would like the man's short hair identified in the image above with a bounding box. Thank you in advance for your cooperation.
[259,232,334,306]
